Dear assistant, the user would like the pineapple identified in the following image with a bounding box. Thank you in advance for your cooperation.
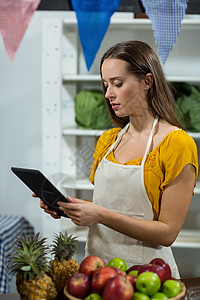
[49,231,79,297]
[7,232,57,300]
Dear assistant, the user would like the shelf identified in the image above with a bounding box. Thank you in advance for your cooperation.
[62,177,94,191]
[194,181,200,194]
[62,177,200,194]
[63,15,200,27]
[76,236,87,243]
[172,230,200,248]
[70,229,200,245]
[187,132,200,139]
[63,127,105,137]
[66,229,200,246]
[168,76,200,83]
[63,127,200,140]
[63,74,101,82]
[63,74,200,83]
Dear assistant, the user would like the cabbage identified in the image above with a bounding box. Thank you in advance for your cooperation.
[175,83,200,132]
[75,89,112,129]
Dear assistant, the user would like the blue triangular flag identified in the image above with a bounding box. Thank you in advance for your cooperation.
[141,0,188,64]
[71,0,122,71]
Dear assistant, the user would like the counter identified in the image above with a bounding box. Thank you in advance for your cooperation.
[0,277,199,299]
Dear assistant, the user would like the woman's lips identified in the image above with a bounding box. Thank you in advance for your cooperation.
[111,103,120,110]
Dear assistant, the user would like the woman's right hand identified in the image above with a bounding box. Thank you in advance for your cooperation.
[32,193,61,219]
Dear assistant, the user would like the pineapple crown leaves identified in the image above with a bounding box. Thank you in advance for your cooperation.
[51,231,78,262]
[7,232,49,281]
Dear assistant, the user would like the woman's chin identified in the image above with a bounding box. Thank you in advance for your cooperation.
[114,111,128,118]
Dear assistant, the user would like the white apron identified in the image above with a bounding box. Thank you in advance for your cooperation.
[85,118,180,278]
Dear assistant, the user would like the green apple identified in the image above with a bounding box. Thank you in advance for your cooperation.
[107,257,127,272]
[162,279,182,298]
[128,270,139,277]
[84,293,103,300]
[151,292,169,299]
[136,272,161,296]
[132,292,150,300]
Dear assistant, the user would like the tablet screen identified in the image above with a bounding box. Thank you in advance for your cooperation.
[11,167,69,218]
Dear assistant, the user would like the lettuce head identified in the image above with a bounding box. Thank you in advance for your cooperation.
[75,89,112,129]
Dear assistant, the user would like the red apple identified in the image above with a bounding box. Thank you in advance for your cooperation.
[110,267,136,286]
[79,255,106,277]
[126,274,137,286]
[150,258,172,281]
[103,275,134,300]
[110,266,126,276]
[67,272,90,298]
[138,263,166,285]
[91,266,117,294]
[126,264,142,276]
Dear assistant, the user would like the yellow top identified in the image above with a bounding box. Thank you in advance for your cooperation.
[89,127,199,217]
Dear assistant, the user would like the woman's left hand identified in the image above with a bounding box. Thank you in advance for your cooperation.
[57,197,101,226]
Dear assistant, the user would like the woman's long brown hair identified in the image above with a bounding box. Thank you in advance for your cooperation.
[100,40,183,129]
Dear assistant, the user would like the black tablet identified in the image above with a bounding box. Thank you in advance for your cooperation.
[11,167,69,218]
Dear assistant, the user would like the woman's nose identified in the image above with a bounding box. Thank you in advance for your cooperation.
[105,86,114,99]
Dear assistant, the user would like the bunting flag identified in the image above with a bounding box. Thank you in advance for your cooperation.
[0,0,41,61]
[141,0,188,65]
[71,0,122,71]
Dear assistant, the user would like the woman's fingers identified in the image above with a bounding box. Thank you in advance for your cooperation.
[49,212,61,219]
[40,200,61,219]
[44,208,61,219]
[66,196,86,203]
[40,200,48,209]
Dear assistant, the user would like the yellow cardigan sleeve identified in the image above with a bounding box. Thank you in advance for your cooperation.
[89,127,121,184]
[160,130,199,191]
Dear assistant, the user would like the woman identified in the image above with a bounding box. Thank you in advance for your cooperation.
[40,41,198,277]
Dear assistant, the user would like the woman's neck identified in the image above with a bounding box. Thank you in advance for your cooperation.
[128,113,156,135]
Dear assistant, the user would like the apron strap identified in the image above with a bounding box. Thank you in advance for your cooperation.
[141,117,158,167]
[104,123,130,158]
[140,117,159,211]
[104,117,158,162]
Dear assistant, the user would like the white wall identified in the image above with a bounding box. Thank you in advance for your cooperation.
[0,11,69,235]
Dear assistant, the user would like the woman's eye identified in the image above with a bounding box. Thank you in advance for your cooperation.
[114,82,123,88]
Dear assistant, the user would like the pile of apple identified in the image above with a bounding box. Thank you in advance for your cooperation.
[66,256,183,300]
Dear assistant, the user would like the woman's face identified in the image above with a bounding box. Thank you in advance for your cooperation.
[101,58,148,118]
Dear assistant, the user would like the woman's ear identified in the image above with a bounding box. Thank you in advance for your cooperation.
[144,73,153,90]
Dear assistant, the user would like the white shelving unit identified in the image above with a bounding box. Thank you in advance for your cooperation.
[63,128,105,137]
[173,230,200,249]
[42,12,200,270]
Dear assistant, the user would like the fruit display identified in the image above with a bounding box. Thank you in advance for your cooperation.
[107,257,127,272]
[7,232,57,299]
[127,264,142,277]
[150,258,172,281]
[48,231,79,298]
[67,272,91,298]
[65,256,186,300]
[79,255,106,277]
[7,233,186,300]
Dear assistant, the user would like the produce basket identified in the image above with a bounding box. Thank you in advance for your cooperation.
[170,279,186,300]
[64,279,186,300]
[64,286,82,300]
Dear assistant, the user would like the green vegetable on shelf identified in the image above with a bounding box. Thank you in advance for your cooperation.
[174,83,200,132]
[75,89,112,130]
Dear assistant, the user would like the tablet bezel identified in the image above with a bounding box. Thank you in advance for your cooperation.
[11,167,69,218]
